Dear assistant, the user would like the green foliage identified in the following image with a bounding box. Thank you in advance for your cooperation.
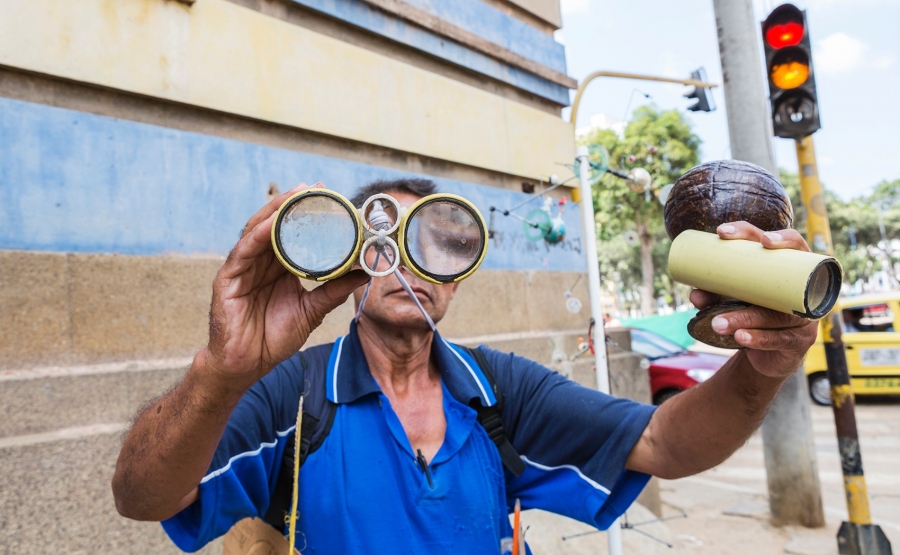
[583,106,700,240]
[781,171,900,287]
[579,105,701,312]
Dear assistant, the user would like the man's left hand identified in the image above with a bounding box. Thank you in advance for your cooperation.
[690,221,820,379]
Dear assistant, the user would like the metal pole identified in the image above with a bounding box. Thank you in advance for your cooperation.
[796,136,893,555]
[712,0,825,527]
[569,71,717,126]
[576,146,622,555]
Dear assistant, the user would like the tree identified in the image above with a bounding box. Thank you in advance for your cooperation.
[581,106,701,315]
[782,171,900,288]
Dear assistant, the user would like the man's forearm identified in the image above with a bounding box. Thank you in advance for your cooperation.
[626,351,787,479]
[112,348,248,521]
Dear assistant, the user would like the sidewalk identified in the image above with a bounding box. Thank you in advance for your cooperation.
[522,399,900,554]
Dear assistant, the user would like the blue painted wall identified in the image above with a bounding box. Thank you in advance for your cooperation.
[0,98,586,273]
[290,0,570,105]
[402,0,566,71]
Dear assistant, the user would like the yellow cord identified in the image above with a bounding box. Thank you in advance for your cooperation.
[287,395,304,554]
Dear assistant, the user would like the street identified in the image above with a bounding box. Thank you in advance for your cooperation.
[522,397,900,555]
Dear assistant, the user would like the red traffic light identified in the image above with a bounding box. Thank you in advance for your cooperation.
[762,4,805,49]
[765,21,804,48]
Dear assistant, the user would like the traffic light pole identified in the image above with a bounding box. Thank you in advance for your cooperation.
[712,0,825,528]
[795,136,892,555]
[569,71,716,125]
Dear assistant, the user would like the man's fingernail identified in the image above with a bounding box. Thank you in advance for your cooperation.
[711,316,728,333]
[719,225,735,235]
[764,231,782,242]
[735,330,751,343]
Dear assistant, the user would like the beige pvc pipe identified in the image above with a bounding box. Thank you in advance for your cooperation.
[669,230,842,319]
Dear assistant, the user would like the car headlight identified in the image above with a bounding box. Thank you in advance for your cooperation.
[687,368,716,382]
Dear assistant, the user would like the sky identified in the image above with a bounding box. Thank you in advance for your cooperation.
[555,0,900,201]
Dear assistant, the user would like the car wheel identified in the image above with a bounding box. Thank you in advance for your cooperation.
[808,372,831,406]
[653,389,681,405]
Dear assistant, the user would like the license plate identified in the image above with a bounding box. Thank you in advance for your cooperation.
[862,378,900,389]
[859,348,900,367]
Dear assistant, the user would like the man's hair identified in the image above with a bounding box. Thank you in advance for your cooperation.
[349,178,438,208]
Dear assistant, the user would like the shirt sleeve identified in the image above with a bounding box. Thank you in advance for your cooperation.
[160,353,307,552]
[480,347,656,530]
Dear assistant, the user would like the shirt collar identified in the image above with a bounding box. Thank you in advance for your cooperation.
[325,320,497,407]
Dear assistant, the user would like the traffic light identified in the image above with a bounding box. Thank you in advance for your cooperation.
[761,4,821,139]
[684,68,715,112]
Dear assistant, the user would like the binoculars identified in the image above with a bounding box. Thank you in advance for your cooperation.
[271,189,488,284]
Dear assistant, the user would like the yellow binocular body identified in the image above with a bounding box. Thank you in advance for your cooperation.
[271,189,488,285]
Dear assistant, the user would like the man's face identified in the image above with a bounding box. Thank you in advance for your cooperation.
[353,191,460,331]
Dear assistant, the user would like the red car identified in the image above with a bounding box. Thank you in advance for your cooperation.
[628,328,731,405]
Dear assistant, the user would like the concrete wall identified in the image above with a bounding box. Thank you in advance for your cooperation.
[0,0,574,180]
[0,0,591,551]
[0,248,592,368]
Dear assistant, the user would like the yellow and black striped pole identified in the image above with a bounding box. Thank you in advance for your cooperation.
[796,135,892,555]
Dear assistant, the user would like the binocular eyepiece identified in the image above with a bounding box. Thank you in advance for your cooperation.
[271,189,488,285]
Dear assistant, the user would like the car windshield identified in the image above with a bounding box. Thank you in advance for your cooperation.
[629,328,688,360]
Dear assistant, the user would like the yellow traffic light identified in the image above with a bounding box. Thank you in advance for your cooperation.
[771,60,809,89]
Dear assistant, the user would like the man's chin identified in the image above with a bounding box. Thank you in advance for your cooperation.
[360,309,440,332]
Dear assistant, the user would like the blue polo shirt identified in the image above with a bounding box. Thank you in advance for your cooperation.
[162,322,656,553]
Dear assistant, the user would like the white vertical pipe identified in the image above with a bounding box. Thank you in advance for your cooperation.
[576,146,622,555]
[576,146,611,395]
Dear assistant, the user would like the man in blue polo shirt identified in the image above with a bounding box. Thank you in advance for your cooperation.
[112,179,818,554]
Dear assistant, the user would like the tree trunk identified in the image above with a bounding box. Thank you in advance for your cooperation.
[637,222,656,315]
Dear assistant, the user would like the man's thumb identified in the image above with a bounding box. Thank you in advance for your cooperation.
[302,270,370,322]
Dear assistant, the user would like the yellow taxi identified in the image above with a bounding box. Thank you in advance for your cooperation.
[805,292,900,405]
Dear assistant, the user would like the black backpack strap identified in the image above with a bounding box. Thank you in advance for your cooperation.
[464,347,526,478]
[263,351,337,531]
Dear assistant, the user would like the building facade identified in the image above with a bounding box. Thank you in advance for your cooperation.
[0,0,591,551]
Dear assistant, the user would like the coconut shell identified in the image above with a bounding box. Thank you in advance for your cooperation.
[664,160,793,241]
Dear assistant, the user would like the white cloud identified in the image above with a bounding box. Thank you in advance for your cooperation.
[872,55,895,69]
[815,32,893,74]
[560,0,590,15]
[816,32,866,74]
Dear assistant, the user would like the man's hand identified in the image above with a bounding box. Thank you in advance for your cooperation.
[203,183,369,391]
[113,183,368,521]
[692,221,819,378]
[626,221,819,480]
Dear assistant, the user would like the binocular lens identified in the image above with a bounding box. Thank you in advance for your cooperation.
[405,200,485,282]
[276,193,358,277]
[806,260,841,318]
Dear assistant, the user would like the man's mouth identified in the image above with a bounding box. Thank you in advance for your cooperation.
[387,286,431,303]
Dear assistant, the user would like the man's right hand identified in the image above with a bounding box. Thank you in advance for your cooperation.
[113,183,368,522]
[202,182,369,393]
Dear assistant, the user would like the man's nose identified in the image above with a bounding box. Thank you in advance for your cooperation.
[396,266,431,290]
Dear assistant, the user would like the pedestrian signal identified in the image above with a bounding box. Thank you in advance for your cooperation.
[684,68,715,113]
[761,4,821,139]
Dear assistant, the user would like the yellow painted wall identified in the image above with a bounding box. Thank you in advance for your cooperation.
[508,0,562,28]
[0,0,574,180]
